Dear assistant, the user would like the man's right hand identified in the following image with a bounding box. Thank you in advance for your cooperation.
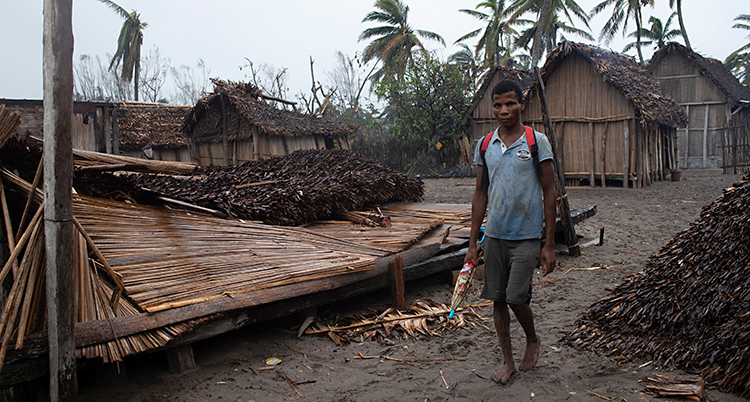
[464,244,478,266]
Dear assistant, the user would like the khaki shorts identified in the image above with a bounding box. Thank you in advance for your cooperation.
[480,237,540,305]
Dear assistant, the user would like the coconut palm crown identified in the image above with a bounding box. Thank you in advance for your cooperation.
[359,0,445,82]
[98,0,147,101]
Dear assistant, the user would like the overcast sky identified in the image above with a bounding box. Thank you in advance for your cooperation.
[1,0,746,103]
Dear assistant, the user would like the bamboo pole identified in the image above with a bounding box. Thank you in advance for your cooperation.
[14,159,43,243]
[0,176,19,278]
[589,122,595,187]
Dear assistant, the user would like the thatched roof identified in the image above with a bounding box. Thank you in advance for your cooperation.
[116,101,191,150]
[541,41,687,128]
[649,43,750,107]
[462,65,534,125]
[182,79,358,143]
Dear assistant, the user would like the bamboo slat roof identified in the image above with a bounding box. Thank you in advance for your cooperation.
[542,41,688,128]
[649,43,750,105]
[182,79,358,142]
[116,101,191,150]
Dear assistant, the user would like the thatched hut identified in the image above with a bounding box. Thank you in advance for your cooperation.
[463,65,534,144]
[181,80,358,166]
[648,43,750,172]
[116,101,192,162]
[523,42,687,188]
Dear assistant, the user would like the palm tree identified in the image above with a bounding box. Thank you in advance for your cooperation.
[448,43,483,87]
[725,14,750,85]
[359,0,445,83]
[668,0,690,48]
[591,0,654,63]
[513,12,594,62]
[622,13,681,54]
[455,1,519,69]
[508,0,592,66]
[97,0,147,101]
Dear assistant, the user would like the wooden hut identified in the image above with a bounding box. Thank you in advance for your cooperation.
[182,80,358,166]
[116,101,192,162]
[523,42,686,188]
[464,65,534,144]
[0,98,119,153]
[648,43,750,172]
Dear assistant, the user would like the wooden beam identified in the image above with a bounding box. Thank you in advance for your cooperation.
[390,255,405,311]
[43,0,77,398]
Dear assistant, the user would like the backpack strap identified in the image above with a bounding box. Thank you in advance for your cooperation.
[525,126,542,178]
[479,131,494,192]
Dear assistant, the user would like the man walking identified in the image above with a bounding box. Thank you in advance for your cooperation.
[464,79,557,384]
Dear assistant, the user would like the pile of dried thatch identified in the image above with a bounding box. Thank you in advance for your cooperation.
[76,148,423,225]
[563,173,750,396]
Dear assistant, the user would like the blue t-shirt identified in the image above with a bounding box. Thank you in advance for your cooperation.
[474,127,553,240]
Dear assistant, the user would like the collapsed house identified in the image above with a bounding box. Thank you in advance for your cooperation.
[563,173,750,396]
[182,80,358,166]
[0,136,474,387]
[648,43,750,171]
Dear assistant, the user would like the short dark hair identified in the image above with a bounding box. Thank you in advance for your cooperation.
[491,79,523,102]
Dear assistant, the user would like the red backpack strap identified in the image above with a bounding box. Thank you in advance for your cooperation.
[525,126,542,177]
[479,131,494,191]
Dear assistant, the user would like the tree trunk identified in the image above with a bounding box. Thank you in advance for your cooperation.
[635,5,644,63]
[675,0,691,48]
[531,0,552,67]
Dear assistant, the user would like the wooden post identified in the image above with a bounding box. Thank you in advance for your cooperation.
[534,68,580,257]
[703,105,709,168]
[220,93,230,166]
[103,106,111,154]
[588,122,595,187]
[636,123,642,188]
[112,107,119,156]
[600,121,608,188]
[645,129,652,186]
[166,345,196,373]
[390,255,405,311]
[43,0,78,399]
[623,120,630,188]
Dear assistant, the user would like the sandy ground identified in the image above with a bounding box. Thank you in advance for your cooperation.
[77,169,749,402]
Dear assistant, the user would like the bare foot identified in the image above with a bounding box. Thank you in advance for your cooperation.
[519,338,540,371]
[491,362,516,384]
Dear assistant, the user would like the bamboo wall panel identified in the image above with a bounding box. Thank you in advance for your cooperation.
[523,55,634,181]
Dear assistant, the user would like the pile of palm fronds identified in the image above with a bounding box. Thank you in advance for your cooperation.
[75,149,424,225]
[304,300,491,345]
[563,173,750,396]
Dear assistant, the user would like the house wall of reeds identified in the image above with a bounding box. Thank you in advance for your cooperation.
[188,107,351,166]
[0,99,119,153]
[519,54,677,188]
[650,52,750,171]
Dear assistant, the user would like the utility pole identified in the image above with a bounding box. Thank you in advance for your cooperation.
[43,0,78,400]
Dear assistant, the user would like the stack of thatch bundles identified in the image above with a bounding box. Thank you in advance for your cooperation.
[0,105,22,150]
[77,148,423,225]
[563,173,750,396]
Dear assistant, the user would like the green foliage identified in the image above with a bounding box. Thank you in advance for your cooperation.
[725,14,750,85]
[367,54,473,170]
